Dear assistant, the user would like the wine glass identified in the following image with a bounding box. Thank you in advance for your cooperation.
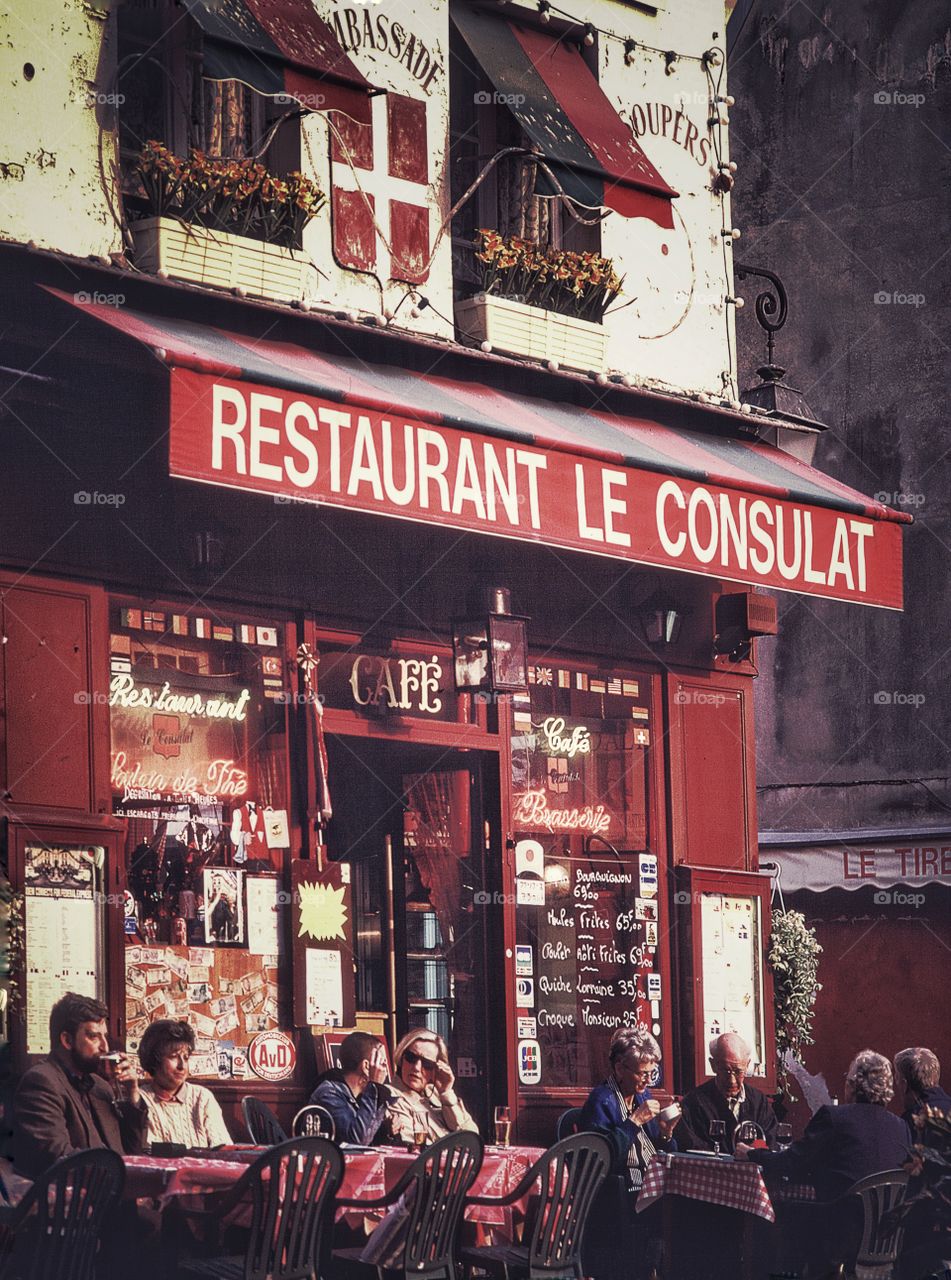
[776,1123,793,1150]
[493,1106,512,1147]
[709,1119,726,1156]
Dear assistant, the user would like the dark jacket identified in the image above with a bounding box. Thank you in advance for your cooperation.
[674,1077,778,1152]
[752,1102,910,1201]
[13,1055,148,1177]
[580,1081,674,1176]
[309,1072,388,1145]
[901,1084,951,1130]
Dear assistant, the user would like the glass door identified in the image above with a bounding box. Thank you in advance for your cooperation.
[325,738,496,1129]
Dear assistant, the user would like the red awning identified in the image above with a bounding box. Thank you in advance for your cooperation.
[452,5,677,226]
[49,290,908,610]
[182,0,381,124]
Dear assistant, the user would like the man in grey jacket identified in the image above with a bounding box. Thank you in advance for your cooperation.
[13,991,147,1176]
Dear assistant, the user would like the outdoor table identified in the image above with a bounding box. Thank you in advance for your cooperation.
[636,1152,775,1280]
[123,1142,543,1232]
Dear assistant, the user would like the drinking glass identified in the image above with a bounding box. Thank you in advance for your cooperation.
[776,1123,793,1150]
[493,1106,512,1147]
[709,1119,726,1156]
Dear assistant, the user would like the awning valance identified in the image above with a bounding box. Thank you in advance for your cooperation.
[452,5,678,227]
[765,840,951,893]
[50,291,908,609]
[182,0,381,124]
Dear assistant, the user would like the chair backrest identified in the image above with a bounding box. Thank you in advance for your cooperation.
[10,1148,125,1280]
[397,1130,483,1280]
[242,1137,344,1280]
[847,1169,910,1271]
[521,1132,612,1280]
[556,1108,583,1141]
[292,1104,336,1141]
[242,1095,289,1145]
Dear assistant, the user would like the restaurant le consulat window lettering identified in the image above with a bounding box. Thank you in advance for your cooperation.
[109,601,292,1079]
[511,663,665,1091]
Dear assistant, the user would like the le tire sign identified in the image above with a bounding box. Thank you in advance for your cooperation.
[248,1030,297,1081]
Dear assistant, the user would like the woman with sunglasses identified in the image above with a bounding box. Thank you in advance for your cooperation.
[387,1029,479,1142]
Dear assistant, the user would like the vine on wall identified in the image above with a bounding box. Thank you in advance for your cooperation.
[768,909,822,1100]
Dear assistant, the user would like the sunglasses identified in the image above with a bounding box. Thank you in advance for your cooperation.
[403,1049,439,1071]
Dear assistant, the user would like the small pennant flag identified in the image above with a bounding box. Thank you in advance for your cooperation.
[558,670,571,688]
[634,728,651,746]
[590,678,606,695]
[120,607,142,629]
[257,626,278,647]
[193,617,210,639]
[239,624,255,644]
[575,672,589,691]
[631,706,650,721]
[212,624,234,642]
[172,615,189,636]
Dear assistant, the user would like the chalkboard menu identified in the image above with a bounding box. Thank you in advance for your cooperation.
[514,850,665,1090]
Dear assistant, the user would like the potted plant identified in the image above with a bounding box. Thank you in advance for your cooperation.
[455,230,624,372]
[768,908,822,1105]
[130,141,326,303]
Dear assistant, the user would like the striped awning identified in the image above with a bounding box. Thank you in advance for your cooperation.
[50,291,908,609]
[182,0,381,124]
[452,5,678,226]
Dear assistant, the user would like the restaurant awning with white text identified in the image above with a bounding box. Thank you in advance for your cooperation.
[52,291,909,610]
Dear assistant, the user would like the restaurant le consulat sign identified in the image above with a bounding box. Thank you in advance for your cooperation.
[168,373,904,609]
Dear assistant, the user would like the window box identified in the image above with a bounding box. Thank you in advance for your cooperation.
[132,216,310,304]
[455,294,608,373]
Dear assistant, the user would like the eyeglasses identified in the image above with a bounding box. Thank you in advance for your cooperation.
[718,1066,747,1078]
[403,1049,438,1071]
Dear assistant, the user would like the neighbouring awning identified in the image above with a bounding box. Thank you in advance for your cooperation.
[182,0,381,124]
[452,5,678,227]
[765,839,951,893]
[50,291,908,609]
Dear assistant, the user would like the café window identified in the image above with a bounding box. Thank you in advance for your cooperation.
[109,601,292,1076]
[511,661,665,1091]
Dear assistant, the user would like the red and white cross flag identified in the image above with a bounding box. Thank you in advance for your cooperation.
[329,94,432,285]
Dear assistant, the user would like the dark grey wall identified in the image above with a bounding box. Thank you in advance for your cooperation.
[728,1,951,833]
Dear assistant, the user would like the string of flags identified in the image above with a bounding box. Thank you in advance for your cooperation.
[117,606,280,648]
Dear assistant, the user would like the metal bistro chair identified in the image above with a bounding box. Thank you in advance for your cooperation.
[333,1130,484,1280]
[179,1136,344,1280]
[242,1095,289,1145]
[461,1132,612,1280]
[836,1169,910,1280]
[292,1104,337,1142]
[555,1108,583,1142]
[0,1148,125,1280]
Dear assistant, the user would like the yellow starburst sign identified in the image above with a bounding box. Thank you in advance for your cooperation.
[297,881,348,942]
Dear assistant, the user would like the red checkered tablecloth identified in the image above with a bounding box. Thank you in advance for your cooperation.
[636,1153,776,1223]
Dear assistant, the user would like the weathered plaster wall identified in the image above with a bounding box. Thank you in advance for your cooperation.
[730,2,951,830]
[0,1,121,259]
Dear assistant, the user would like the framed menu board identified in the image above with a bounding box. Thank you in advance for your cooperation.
[514,849,668,1091]
[677,867,775,1089]
[5,818,126,1066]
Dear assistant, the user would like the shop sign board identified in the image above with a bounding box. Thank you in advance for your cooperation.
[167,369,903,609]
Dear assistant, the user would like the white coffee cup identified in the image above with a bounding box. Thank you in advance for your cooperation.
[658,1102,682,1125]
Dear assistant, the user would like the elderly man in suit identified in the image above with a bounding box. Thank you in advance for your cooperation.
[675,1032,778,1151]
[13,991,148,1176]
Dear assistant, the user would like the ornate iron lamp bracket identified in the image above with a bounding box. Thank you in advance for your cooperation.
[734,262,788,367]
